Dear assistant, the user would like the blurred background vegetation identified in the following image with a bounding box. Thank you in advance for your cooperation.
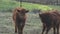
[0,0,60,12]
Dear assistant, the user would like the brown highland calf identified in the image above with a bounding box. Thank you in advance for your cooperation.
[12,7,29,34]
[39,10,60,34]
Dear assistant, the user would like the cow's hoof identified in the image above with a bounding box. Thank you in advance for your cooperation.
[15,31,17,33]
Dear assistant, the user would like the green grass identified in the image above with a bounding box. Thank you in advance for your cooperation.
[0,0,53,12]
[47,5,60,10]
[0,0,60,12]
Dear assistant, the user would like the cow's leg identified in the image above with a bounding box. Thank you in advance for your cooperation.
[21,23,25,34]
[15,23,17,33]
[17,24,21,34]
[53,26,56,34]
[41,24,46,34]
[57,24,59,34]
[14,21,17,33]
[45,26,51,34]
[18,26,22,34]
[17,23,25,34]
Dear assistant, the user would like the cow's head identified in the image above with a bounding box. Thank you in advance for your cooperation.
[16,7,29,18]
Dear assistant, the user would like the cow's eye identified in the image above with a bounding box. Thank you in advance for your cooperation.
[17,10,20,12]
[26,10,29,13]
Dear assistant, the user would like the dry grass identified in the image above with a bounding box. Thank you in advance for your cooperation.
[0,12,59,34]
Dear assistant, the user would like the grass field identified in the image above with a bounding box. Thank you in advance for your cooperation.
[0,0,58,12]
[0,0,60,34]
[0,12,54,34]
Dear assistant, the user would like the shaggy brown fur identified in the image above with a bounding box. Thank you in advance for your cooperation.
[12,7,29,34]
[39,10,60,34]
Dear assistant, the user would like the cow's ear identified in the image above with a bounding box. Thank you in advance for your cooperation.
[26,10,29,13]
